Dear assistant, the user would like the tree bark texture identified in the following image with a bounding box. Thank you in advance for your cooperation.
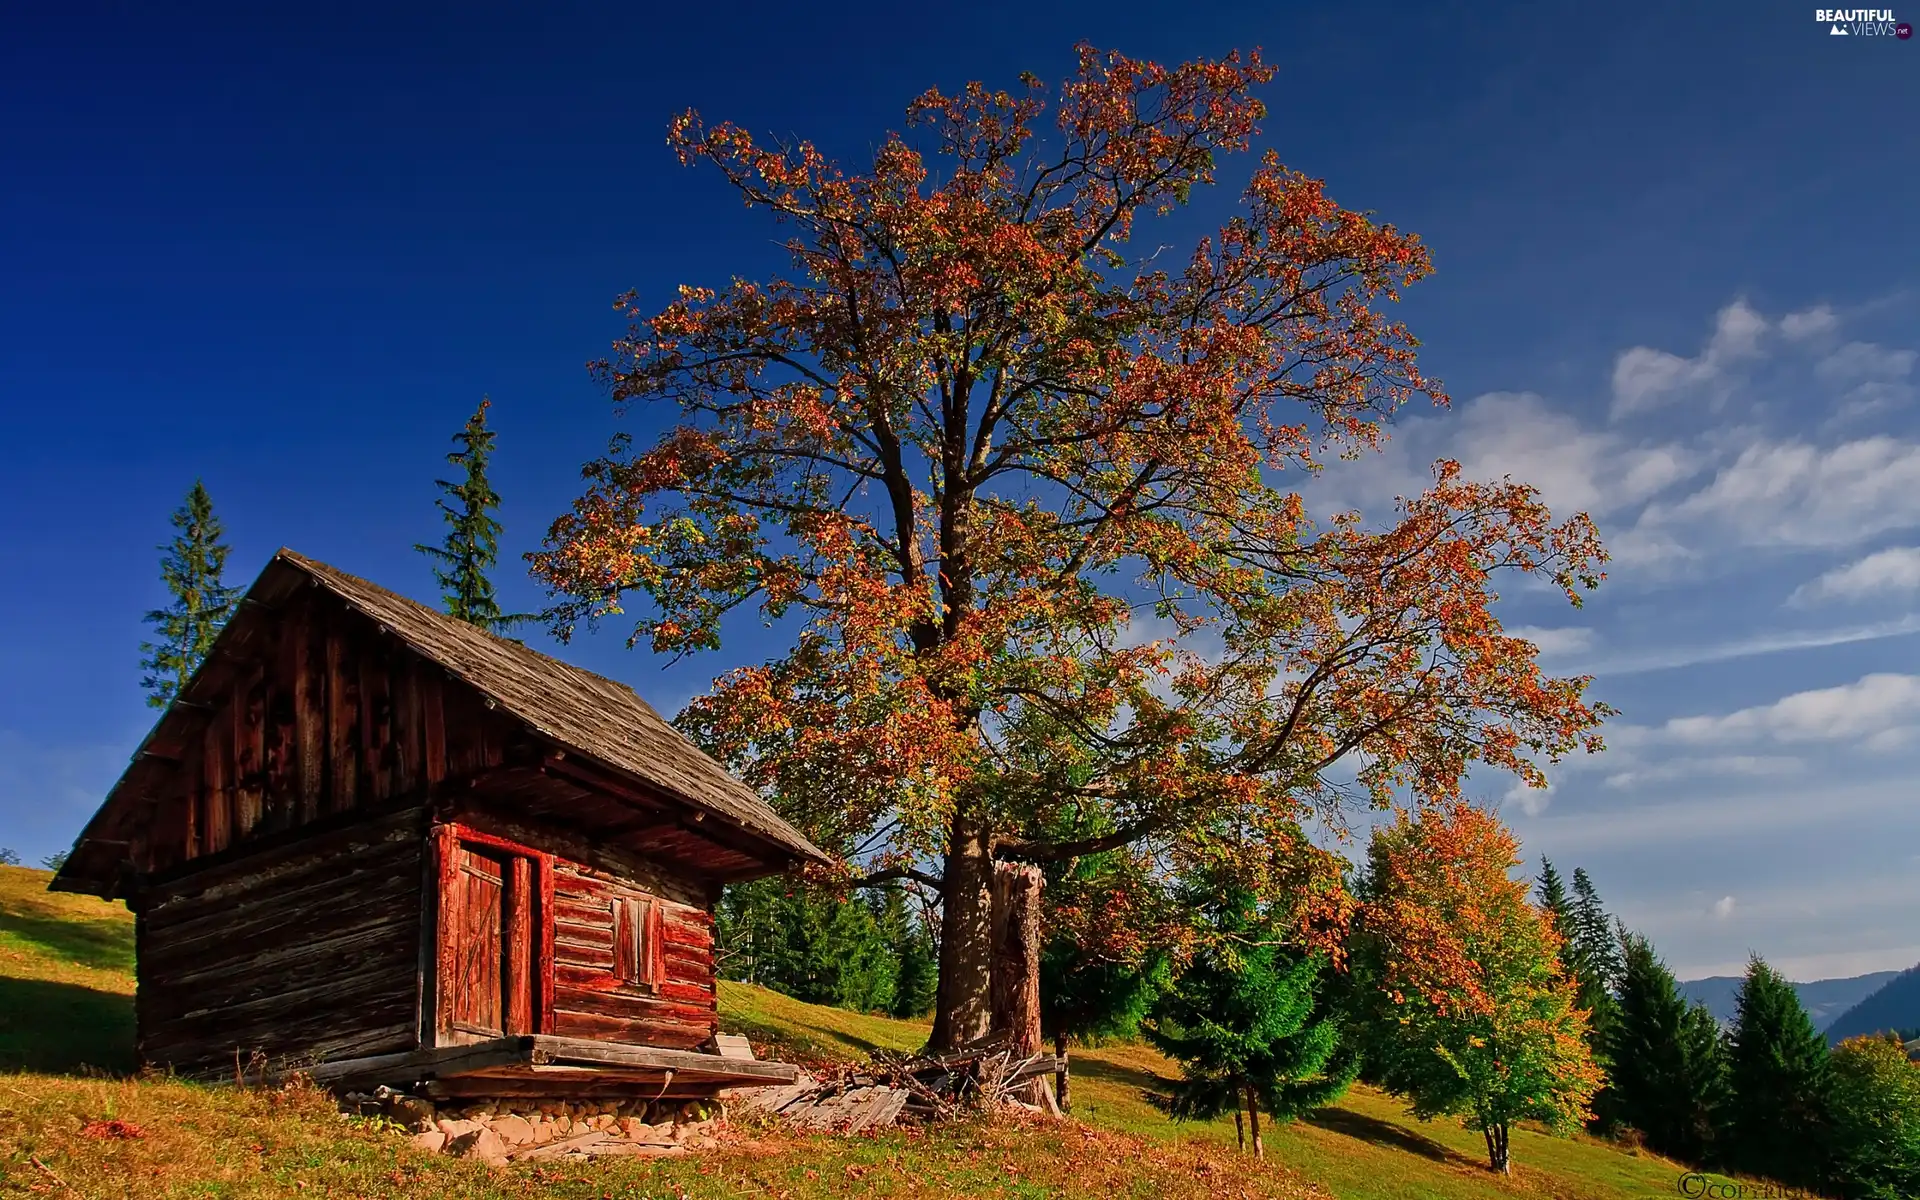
[929,812,995,1051]
[1246,1083,1264,1159]
[989,861,1044,1057]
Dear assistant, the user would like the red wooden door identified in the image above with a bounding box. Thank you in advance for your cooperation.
[437,827,550,1042]
[450,847,510,1036]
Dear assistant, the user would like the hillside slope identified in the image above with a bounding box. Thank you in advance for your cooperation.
[1680,969,1898,1030]
[1823,963,1920,1044]
[1,864,1741,1200]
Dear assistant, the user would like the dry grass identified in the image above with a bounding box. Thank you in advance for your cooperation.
[0,864,1746,1198]
[1,1072,1326,1199]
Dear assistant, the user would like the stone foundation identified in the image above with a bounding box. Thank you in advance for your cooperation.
[344,1086,725,1165]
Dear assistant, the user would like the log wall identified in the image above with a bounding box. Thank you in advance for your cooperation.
[445,809,719,1051]
[136,807,427,1076]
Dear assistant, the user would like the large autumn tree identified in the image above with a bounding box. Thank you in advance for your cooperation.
[535,46,1611,1050]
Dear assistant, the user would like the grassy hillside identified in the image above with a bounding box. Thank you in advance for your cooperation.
[1,864,1742,1199]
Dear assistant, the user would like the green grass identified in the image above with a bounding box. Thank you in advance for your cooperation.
[0,864,136,1074]
[0,863,1751,1199]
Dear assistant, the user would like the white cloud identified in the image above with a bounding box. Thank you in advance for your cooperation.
[1610,299,1768,418]
[1712,895,1736,919]
[1603,754,1802,790]
[1505,776,1554,817]
[1565,614,1920,676]
[1311,391,1702,527]
[1506,625,1598,660]
[1662,673,1920,746]
[1778,304,1841,342]
[0,731,128,862]
[1791,546,1920,605]
[1816,341,1918,384]
[1636,435,1920,551]
[1520,777,1914,854]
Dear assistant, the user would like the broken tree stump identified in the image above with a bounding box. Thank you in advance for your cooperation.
[989,862,1047,1106]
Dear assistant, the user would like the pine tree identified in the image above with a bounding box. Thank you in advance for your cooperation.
[1145,888,1357,1158]
[1536,859,1574,935]
[1038,845,1169,1113]
[713,877,904,1013]
[1570,869,1624,993]
[415,398,531,635]
[1607,932,1727,1164]
[1723,956,1834,1189]
[1547,866,1622,1131]
[139,480,241,708]
[883,890,938,1019]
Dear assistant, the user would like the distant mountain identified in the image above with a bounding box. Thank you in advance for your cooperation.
[1678,970,1901,1031]
[1823,965,1920,1045]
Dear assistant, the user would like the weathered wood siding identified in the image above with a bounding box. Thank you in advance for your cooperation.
[136,808,427,1075]
[445,810,719,1051]
[549,861,718,1050]
[135,588,513,879]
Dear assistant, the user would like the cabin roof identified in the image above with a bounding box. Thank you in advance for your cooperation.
[53,549,828,895]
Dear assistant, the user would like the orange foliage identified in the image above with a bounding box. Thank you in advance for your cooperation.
[532,46,1612,1037]
[1359,801,1604,1147]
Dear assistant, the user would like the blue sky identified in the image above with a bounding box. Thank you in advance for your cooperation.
[2,1,1915,980]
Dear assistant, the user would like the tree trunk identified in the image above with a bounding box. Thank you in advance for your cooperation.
[989,862,1044,1056]
[1245,1083,1264,1160]
[1234,1107,1244,1152]
[1485,1124,1510,1174]
[1054,1031,1071,1114]
[929,811,994,1051]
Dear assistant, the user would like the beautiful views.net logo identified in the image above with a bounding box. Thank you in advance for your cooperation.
[1815,7,1913,35]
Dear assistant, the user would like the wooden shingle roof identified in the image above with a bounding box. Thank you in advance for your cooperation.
[274,549,826,864]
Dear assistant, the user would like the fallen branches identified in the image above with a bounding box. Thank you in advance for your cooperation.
[728,1034,1064,1132]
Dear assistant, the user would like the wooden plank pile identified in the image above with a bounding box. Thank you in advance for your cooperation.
[729,1033,1063,1132]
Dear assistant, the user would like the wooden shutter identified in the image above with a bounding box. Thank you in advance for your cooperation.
[643,897,665,989]
[613,896,663,992]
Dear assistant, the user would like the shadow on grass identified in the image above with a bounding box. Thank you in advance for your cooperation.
[1068,1053,1170,1094]
[0,903,135,974]
[721,1013,903,1063]
[1302,1105,1460,1163]
[0,976,136,1074]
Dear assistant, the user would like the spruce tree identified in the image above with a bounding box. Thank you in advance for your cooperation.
[1038,844,1169,1113]
[1145,888,1357,1157]
[1570,868,1624,994]
[714,877,903,1013]
[1607,932,1727,1164]
[1536,859,1575,936]
[140,480,241,708]
[1538,862,1621,1131]
[415,398,531,634]
[883,890,938,1019]
[1724,956,1834,1189]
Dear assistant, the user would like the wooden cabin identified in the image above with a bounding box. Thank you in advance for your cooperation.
[51,549,825,1099]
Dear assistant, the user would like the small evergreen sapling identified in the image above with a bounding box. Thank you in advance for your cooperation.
[139,480,241,708]
[1145,888,1356,1157]
[1039,846,1169,1113]
[415,398,533,635]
